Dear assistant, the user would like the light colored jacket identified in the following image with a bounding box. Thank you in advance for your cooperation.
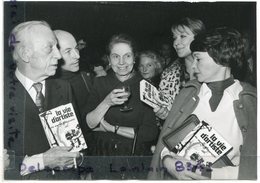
[147,79,257,180]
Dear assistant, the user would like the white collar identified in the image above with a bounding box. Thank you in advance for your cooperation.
[15,68,45,93]
[200,80,241,100]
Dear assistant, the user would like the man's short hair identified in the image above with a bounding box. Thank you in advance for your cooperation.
[9,21,51,61]
[190,27,247,79]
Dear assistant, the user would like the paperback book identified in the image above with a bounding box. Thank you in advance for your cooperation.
[139,79,170,110]
[171,116,232,167]
[39,103,87,152]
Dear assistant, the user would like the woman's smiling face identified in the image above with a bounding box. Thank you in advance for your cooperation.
[109,43,134,78]
[138,56,157,80]
[172,25,195,58]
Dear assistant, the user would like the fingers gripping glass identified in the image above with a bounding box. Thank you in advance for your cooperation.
[119,85,133,112]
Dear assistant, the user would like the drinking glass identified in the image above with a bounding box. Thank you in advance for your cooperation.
[119,85,133,112]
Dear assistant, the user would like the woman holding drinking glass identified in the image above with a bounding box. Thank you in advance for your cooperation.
[85,34,158,157]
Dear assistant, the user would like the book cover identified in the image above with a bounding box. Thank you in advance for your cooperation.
[139,79,170,109]
[172,120,233,168]
[39,103,87,152]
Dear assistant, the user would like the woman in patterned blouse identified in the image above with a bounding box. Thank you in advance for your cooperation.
[154,17,206,120]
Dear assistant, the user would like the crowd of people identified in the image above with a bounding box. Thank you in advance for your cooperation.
[4,17,256,180]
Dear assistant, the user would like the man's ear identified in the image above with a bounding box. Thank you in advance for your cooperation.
[19,46,33,63]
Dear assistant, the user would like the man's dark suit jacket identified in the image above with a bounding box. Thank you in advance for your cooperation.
[4,75,80,180]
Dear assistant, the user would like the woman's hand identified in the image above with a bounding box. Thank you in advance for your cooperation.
[103,88,129,107]
[92,118,114,132]
[99,119,135,139]
[163,155,209,180]
[153,105,169,120]
[86,88,129,129]
[92,123,106,132]
[100,119,114,133]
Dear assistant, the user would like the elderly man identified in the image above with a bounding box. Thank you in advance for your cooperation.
[4,21,81,180]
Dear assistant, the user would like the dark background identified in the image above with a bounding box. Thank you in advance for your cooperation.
[4,1,256,69]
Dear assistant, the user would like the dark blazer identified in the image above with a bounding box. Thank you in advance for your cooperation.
[4,75,80,180]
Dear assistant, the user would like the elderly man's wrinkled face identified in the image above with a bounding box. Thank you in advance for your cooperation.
[28,25,61,81]
[57,33,80,72]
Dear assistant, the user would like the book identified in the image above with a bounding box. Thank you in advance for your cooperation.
[163,115,233,175]
[139,79,170,110]
[38,103,87,152]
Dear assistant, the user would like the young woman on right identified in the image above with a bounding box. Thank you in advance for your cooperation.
[148,27,256,180]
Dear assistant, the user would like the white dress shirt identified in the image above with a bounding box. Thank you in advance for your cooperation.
[15,68,46,101]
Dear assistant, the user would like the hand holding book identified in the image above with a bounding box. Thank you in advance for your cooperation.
[140,80,170,110]
[140,80,171,120]
[42,146,80,170]
[162,114,233,179]
[153,105,169,120]
[162,154,210,180]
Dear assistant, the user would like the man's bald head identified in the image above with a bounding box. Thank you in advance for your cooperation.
[54,30,80,72]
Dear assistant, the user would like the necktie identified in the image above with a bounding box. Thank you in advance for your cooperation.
[32,82,45,112]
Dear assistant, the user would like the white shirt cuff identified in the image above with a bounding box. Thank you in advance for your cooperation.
[20,153,45,176]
